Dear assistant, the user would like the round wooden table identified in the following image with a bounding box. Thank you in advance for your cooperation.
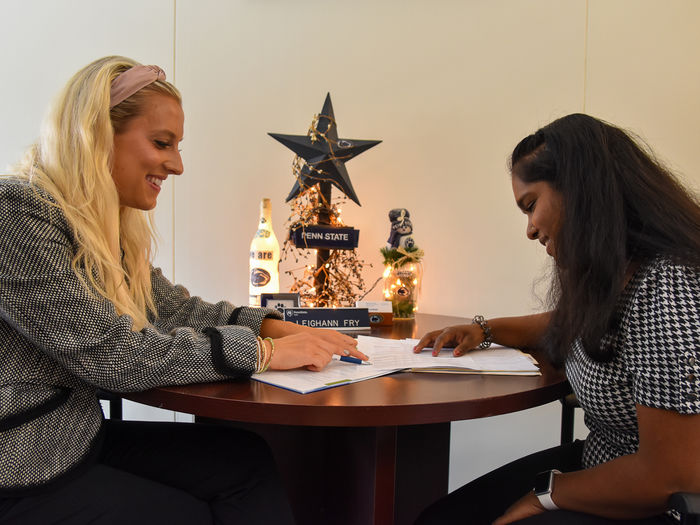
[125,313,569,525]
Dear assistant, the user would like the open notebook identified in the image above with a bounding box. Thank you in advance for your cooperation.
[252,335,540,394]
[358,336,540,375]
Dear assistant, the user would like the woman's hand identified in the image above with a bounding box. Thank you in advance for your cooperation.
[493,492,546,525]
[413,324,486,356]
[261,319,368,371]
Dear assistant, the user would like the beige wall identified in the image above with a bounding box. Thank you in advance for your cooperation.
[2,0,698,490]
[174,0,586,316]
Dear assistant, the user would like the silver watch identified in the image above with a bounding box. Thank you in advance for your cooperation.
[533,469,560,510]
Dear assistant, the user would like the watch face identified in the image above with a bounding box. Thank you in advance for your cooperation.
[533,470,553,496]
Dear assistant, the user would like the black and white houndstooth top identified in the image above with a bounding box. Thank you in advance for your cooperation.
[566,257,700,468]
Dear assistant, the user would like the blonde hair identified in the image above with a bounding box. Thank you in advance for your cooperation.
[13,56,182,330]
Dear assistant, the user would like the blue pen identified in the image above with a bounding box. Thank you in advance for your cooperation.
[338,355,373,366]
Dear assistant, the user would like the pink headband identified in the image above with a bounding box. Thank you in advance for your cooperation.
[109,65,166,109]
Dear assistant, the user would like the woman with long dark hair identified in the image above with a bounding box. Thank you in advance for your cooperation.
[415,114,700,524]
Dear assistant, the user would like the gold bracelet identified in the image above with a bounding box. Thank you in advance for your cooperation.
[261,337,275,373]
[255,336,267,373]
[254,337,260,373]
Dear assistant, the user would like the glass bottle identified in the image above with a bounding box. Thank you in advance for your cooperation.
[249,198,280,306]
[382,262,422,319]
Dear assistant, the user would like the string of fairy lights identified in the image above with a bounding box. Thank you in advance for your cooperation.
[281,115,372,307]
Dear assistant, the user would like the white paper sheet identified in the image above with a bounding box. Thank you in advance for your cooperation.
[251,336,540,394]
[252,358,398,394]
[357,336,540,373]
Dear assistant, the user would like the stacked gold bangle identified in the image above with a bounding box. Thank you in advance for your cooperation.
[255,336,276,373]
[261,337,275,372]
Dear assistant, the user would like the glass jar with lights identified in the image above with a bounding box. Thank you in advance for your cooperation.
[382,261,422,319]
[380,208,423,320]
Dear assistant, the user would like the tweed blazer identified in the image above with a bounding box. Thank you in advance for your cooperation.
[0,177,282,495]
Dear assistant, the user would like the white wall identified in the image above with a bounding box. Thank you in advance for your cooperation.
[2,0,698,491]
[0,0,181,421]
[174,0,587,315]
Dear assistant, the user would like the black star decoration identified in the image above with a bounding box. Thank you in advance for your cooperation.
[269,93,381,206]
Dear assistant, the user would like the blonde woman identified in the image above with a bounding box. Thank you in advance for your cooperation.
[0,56,367,524]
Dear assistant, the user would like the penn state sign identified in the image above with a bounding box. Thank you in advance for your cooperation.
[290,225,360,250]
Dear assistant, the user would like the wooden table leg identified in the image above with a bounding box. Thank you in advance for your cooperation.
[394,423,451,524]
[374,426,398,523]
[199,418,450,525]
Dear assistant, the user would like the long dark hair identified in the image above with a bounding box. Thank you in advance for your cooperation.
[511,113,700,366]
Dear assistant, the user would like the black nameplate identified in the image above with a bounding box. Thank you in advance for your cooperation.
[290,225,359,250]
[283,307,370,330]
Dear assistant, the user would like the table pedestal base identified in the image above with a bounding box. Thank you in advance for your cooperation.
[198,418,450,525]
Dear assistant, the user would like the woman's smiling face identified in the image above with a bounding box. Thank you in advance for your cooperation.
[511,174,564,260]
[111,94,184,210]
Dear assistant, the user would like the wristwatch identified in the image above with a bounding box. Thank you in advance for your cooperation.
[533,469,560,510]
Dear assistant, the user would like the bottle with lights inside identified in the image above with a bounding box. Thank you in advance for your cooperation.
[381,208,423,319]
[249,198,280,306]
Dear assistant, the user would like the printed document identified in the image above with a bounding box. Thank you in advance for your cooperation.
[251,335,540,394]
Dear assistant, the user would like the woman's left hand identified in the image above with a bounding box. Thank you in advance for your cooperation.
[493,492,546,525]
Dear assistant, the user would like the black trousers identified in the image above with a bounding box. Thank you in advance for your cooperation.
[415,440,673,525]
[0,420,295,525]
